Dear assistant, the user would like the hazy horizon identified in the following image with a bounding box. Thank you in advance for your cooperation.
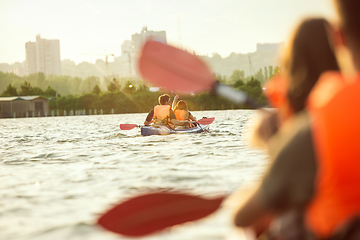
[1,0,335,65]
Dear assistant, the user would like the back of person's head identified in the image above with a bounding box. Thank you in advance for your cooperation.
[158,94,170,105]
[282,18,339,113]
[333,0,360,70]
[333,0,360,43]
[174,100,188,111]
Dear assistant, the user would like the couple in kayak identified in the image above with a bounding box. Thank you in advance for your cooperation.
[144,93,197,129]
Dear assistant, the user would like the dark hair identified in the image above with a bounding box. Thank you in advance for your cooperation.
[158,94,170,105]
[334,0,360,42]
[174,100,188,111]
[282,18,339,112]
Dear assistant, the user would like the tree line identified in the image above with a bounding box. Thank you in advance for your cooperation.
[0,67,279,113]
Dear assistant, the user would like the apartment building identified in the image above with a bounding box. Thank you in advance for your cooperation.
[131,26,167,57]
[25,35,61,76]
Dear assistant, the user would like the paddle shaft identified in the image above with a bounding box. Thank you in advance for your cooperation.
[120,124,143,130]
[213,82,261,109]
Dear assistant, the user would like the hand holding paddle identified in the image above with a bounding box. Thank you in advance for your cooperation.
[138,41,261,109]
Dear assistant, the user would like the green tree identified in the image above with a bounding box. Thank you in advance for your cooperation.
[57,95,79,111]
[233,79,245,88]
[1,83,18,96]
[246,78,261,88]
[213,73,227,84]
[136,84,148,93]
[92,85,101,95]
[229,70,245,84]
[211,52,222,60]
[122,80,136,94]
[254,68,265,83]
[19,81,32,96]
[264,67,269,80]
[81,76,100,93]
[97,91,117,113]
[78,93,98,110]
[19,81,45,96]
[237,78,267,107]
[44,86,57,97]
[107,78,120,92]
[269,66,274,77]
[0,72,22,94]
[36,72,46,87]
[71,77,82,95]
[31,86,44,95]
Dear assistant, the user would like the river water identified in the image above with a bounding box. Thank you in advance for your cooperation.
[0,110,269,240]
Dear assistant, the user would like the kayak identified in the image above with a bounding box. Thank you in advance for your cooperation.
[119,117,214,136]
[141,123,209,136]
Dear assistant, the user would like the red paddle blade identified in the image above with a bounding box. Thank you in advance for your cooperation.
[138,41,214,94]
[120,124,139,130]
[97,192,225,237]
[197,117,215,125]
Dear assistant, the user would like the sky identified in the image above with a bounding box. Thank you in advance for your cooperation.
[0,0,336,64]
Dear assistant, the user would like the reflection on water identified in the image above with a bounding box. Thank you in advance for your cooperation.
[0,110,268,240]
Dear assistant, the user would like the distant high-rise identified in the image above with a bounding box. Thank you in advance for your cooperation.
[121,40,132,56]
[25,35,61,76]
[131,26,167,57]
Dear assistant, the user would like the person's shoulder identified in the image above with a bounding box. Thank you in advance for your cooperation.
[268,111,311,158]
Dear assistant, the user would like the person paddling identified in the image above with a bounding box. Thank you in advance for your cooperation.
[233,1,360,239]
[171,94,197,128]
[235,18,339,240]
[251,17,339,148]
[144,93,189,128]
[173,100,197,129]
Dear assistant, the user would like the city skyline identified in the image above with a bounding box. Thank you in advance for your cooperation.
[1,0,335,65]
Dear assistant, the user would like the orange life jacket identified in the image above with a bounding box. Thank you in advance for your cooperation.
[153,105,171,125]
[263,75,293,123]
[306,71,360,238]
[174,109,189,121]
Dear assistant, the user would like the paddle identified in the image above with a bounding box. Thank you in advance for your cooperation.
[138,40,261,109]
[196,117,215,125]
[119,124,140,130]
[97,191,225,237]
[120,117,215,131]
[171,90,180,109]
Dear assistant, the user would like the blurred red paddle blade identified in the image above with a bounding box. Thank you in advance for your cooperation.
[138,41,215,94]
[97,192,225,237]
[120,124,138,130]
[197,117,215,125]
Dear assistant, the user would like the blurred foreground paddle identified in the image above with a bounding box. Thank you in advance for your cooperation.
[194,117,215,125]
[138,41,261,108]
[120,117,215,130]
[119,124,139,130]
[97,192,225,237]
